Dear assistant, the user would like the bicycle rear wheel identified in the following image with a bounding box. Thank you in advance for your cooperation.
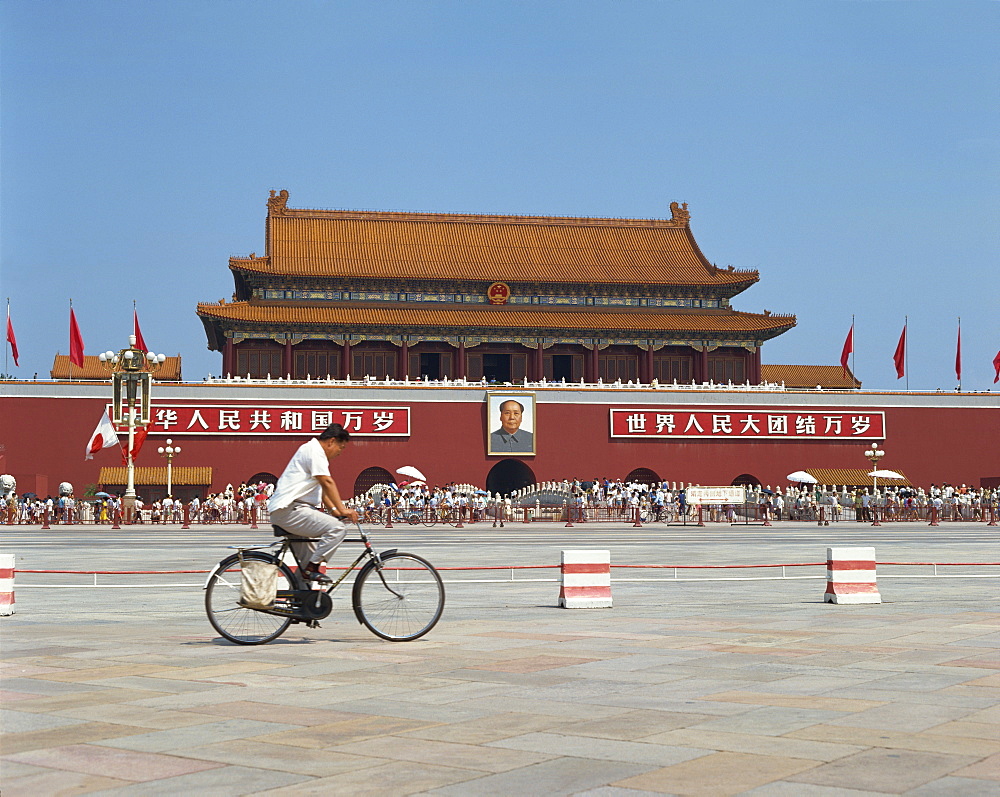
[352,552,444,641]
[205,552,296,645]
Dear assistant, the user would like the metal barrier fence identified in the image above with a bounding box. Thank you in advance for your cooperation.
[0,503,272,527]
[2,502,996,527]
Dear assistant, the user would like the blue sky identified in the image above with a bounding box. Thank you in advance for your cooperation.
[2,1,997,390]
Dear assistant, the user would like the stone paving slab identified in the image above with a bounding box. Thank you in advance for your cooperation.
[2,521,999,794]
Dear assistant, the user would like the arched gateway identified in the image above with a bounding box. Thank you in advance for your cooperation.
[486,460,536,496]
[625,467,661,487]
[353,467,396,498]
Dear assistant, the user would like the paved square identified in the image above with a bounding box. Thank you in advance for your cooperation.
[2,521,998,794]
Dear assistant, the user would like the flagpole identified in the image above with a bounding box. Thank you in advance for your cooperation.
[957,316,962,393]
[69,299,73,383]
[4,298,9,377]
[904,315,909,392]
[851,314,855,387]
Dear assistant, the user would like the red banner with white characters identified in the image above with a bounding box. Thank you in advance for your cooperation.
[111,404,411,436]
[610,408,885,440]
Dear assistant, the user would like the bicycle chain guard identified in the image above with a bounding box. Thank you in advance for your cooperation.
[292,589,333,620]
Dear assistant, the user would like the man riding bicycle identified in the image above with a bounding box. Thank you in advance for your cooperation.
[267,423,359,583]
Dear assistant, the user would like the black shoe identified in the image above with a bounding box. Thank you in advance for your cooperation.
[301,564,332,584]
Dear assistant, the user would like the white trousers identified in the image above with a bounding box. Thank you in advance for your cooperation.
[269,503,347,565]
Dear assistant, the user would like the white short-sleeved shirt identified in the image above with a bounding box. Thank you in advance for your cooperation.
[268,438,331,511]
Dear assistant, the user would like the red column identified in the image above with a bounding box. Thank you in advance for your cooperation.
[751,346,761,385]
[643,346,654,384]
[591,345,600,382]
[696,347,708,383]
[283,340,293,379]
[223,338,234,377]
[457,341,465,379]
[400,340,409,379]
[342,341,352,378]
[535,343,544,381]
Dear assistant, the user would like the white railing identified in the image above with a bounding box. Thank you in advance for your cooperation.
[201,374,793,392]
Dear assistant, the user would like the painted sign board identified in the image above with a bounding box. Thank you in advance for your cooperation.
[685,486,747,504]
[610,408,885,440]
[110,404,412,437]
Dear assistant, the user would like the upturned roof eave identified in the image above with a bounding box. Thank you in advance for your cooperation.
[195,302,796,343]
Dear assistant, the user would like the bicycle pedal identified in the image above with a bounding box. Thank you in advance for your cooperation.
[307,620,321,629]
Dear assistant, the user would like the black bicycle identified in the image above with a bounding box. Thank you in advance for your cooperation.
[204,522,445,645]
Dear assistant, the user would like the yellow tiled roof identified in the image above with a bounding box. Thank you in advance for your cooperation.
[197,301,795,335]
[803,469,912,488]
[51,355,183,381]
[98,467,213,486]
[233,208,759,287]
[762,364,860,389]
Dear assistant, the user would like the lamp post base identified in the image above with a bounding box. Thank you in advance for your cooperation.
[122,494,137,524]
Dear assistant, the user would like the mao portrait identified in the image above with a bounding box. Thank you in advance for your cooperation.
[487,393,536,456]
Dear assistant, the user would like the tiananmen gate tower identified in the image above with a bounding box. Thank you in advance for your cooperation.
[197,191,796,386]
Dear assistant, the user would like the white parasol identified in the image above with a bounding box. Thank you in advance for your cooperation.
[786,471,818,483]
[395,466,427,482]
[869,469,905,480]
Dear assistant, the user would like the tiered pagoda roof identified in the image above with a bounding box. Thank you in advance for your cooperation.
[198,303,795,349]
[228,200,759,292]
[761,364,861,390]
[50,354,183,381]
[198,190,795,353]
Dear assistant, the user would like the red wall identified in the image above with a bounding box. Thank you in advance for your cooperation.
[1,388,998,497]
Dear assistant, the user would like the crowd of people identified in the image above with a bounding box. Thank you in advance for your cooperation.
[352,482,493,524]
[0,481,277,525]
[527,478,1000,523]
[345,478,999,525]
[1,477,997,525]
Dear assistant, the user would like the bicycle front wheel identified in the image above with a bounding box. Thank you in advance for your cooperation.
[352,552,444,641]
[205,552,295,645]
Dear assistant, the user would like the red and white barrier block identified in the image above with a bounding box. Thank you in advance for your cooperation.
[559,549,612,609]
[825,546,881,604]
[0,553,14,615]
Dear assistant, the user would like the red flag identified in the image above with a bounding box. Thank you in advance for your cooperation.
[893,324,906,379]
[69,307,85,368]
[133,309,148,353]
[994,351,1000,384]
[86,411,119,460]
[955,322,962,383]
[5,306,18,367]
[840,323,853,377]
[122,426,149,465]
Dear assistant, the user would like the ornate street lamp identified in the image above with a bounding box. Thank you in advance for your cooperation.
[864,442,886,526]
[99,335,165,520]
[157,439,181,500]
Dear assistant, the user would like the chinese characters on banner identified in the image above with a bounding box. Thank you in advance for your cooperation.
[610,408,885,440]
[125,405,411,436]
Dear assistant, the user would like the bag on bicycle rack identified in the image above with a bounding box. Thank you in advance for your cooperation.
[238,553,279,609]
